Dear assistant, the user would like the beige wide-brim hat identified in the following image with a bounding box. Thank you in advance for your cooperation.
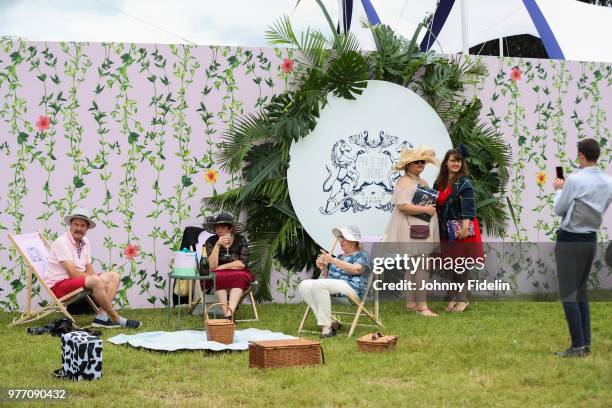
[332,225,362,242]
[393,146,440,170]
[64,207,96,229]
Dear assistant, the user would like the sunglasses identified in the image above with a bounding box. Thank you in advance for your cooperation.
[411,160,426,165]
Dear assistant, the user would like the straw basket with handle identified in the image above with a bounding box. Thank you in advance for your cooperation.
[204,303,236,344]
[357,332,398,352]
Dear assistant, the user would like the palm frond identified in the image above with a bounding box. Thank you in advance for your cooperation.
[455,56,488,85]
[267,93,320,144]
[297,28,330,69]
[333,31,362,55]
[249,178,289,205]
[249,217,301,301]
[202,186,246,215]
[239,146,286,203]
[218,112,271,173]
[477,200,510,237]
[313,0,339,40]
[265,16,298,47]
[406,22,424,55]
[266,16,330,69]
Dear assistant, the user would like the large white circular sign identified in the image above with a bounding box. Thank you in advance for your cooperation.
[287,80,452,249]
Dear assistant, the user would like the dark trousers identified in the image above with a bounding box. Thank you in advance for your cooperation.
[555,229,597,348]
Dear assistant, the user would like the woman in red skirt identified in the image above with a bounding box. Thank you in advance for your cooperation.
[434,146,484,313]
[203,212,253,319]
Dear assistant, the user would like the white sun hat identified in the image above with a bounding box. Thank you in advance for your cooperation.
[63,207,96,229]
[331,225,362,242]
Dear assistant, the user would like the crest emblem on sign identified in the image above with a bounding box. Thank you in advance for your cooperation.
[320,130,413,215]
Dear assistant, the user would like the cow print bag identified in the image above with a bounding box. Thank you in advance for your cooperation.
[55,331,103,381]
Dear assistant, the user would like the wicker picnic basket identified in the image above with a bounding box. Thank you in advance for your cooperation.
[249,339,324,369]
[204,303,235,344]
[357,332,398,352]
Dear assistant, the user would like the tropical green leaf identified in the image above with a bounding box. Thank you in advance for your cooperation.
[266,16,329,69]
[218,112,271,173]
[328,51,369,99]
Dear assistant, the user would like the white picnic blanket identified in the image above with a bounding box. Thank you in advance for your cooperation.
[108,328,296,352]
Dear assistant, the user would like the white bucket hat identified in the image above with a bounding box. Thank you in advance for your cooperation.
[331,225,362,242]
[64,207,96,229]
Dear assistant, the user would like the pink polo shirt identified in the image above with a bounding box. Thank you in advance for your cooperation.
[44,231,92,288]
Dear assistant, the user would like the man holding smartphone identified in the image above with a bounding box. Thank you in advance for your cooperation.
[552,138,612,357]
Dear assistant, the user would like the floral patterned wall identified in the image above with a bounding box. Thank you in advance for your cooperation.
[0,40,293,310]
[472,57,611,292]
[0,40,610,310]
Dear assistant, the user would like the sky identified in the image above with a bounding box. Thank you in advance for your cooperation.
[0,0,438,48]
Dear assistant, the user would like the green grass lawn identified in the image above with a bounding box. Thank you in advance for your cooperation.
[1,302,611,407]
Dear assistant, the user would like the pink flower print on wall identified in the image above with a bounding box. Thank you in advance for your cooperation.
[36,115,51,132]
[510,66,522,81]
[280,58,294,74]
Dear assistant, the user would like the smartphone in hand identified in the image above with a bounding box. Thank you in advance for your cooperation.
[556,166,564,180]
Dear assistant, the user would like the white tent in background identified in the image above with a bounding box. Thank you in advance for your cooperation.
[420,0,612,63]
[333,0,380,50]
[331,0,437,51]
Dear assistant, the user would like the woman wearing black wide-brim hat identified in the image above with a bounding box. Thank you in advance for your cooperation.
[202,212,253,319]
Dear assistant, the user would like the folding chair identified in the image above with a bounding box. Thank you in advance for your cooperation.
[233,280,260,322]
[185,279,259,322]
[7,231,98,327]
[298,237,383,337]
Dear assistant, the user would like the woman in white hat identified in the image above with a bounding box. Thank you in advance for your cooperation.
[384,146,440,316]
[298,225,370,337]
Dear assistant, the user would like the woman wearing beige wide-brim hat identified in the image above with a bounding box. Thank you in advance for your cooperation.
[384,145,441,317]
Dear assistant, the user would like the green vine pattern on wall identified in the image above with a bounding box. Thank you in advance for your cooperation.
[575,62,612,282]
[0,41,289,310]
[0,39,610,309]
[481,57,611,292]
[140,47,172,306]
[1,39,29,310]
[62,42,93,214]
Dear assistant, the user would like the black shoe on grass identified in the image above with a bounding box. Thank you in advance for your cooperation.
[554,346,587,357]
[123,319,142,329]
[92,318,120,329]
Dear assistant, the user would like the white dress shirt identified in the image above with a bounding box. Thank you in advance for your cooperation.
[553,166,612,233]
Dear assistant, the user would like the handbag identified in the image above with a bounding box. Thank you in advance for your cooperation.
[447,220,475,241]
[410,225,430,239]
[172,249,197,297]
[173,280,190,297]
[172,249,198,276]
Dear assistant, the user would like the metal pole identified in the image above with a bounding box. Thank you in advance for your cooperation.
[499,37,504,57]
[460,0,469,54]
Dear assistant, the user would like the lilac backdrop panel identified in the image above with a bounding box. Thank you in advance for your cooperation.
[0,40,610,309]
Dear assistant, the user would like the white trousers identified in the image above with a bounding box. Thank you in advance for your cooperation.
[298,279,357,327]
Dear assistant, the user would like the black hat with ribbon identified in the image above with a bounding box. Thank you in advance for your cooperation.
[202,212,244,234]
